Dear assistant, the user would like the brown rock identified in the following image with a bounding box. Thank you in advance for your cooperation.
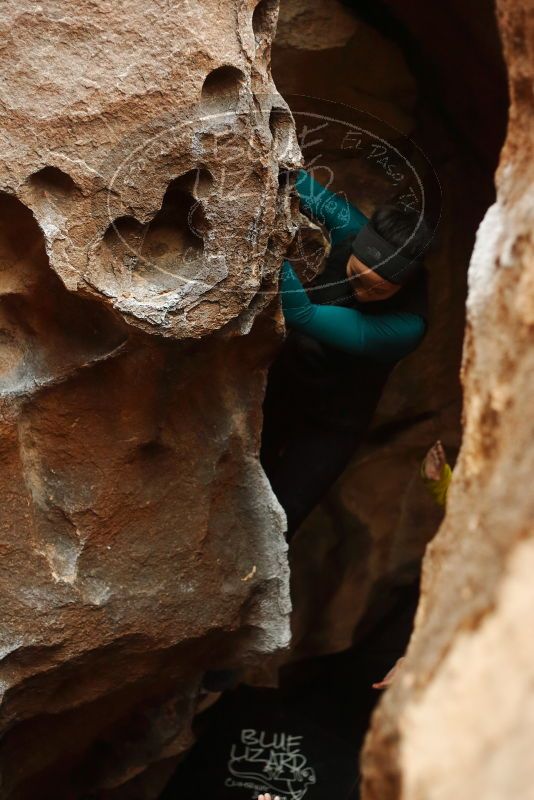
[362,0,534,796]
[0,0,302,796]
[2,0,301,338]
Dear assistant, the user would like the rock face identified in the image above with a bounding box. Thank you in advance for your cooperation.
[362,1,534,797]
[0,1,300,796]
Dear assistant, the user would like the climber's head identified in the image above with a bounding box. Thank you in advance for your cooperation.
[347,206,429,303]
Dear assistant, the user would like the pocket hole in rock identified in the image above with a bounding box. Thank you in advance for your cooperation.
[28,166,79,200]
[269,106,294,141]
[270,105,297,165]
[101,179,209,293]
[0,191,125,396]
[200,65,245,117]
[278,167,297,190]
[252,0,278,42]
[175,167,215,200]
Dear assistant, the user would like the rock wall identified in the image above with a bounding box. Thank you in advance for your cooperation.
[362,1,534,797]
[0,1,300,797]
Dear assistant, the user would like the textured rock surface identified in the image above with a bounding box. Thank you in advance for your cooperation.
[2,0,302,338]
[362,1,534,796]
[0,1,301,797]
[271,0,507,660]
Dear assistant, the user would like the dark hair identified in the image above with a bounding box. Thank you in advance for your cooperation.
[371,205,431,260]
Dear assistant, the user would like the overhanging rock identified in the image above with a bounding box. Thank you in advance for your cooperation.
[0,0,301,796]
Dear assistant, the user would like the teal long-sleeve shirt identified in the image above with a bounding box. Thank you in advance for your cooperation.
[280,170,425,362]
[294,168,368,244]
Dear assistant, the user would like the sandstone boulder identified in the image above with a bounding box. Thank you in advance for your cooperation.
[0,0,301,796]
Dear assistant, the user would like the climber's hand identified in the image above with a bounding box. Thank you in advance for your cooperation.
[258,794,280,800]
[372,656,406,690]
[423,440,447,481]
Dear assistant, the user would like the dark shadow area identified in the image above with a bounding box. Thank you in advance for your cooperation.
[161,583,419,800]
[340,0,508,168]
[28,165,80,198]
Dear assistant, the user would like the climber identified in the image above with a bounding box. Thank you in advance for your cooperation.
[261,167,432,539]
[203,172,432,698]
[372,439,452,690]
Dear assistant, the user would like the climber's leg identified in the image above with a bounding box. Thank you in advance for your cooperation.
[264,424,362,539]
[260,346,300,479]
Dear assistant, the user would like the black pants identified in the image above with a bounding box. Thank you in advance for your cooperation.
[261,419,362,540]
[260,332,377,540]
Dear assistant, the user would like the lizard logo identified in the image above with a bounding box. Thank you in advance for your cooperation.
[227,728,317,800]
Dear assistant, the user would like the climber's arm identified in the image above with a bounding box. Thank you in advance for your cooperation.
[294,169,368,245]
[280,261,425,361]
